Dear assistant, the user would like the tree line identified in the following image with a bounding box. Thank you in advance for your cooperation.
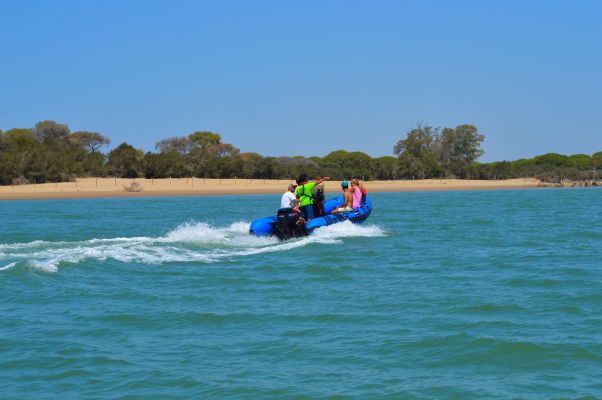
[392,123,602,181]
[0,120,600,185]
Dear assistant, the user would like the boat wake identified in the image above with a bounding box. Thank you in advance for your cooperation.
[0,221,385,273]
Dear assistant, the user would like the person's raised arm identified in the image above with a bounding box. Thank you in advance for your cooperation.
[315,176,330,185]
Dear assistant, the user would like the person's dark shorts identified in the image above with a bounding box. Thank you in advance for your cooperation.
[300,204,314,220]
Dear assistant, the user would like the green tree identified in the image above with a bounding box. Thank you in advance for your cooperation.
[0,126,107,182]
[320,150,372,179]
[440,124,485,177]
[82,152,107,177]
[397,153,423,179]
[240,152,265,178]
[143,151,189,178]
[468,162,493,179]
[489,161,512,179]
[156,136,193,154]
[534,153,572,167]
[592,151,602,171]
[371,156,398,180]
[213,143,242,178]
[69,131,111,153]
[394,125,439,159]
[394,124,444,178]
[2,128,37,147]
[107,143,144,178]
[41,140,88,182]
[189,131,221,150]
[184,132,241,178]
[33,120,70,142]
[255,157,280,179]
[568,154,592,170]
[275,156,320,180]
[0,129,41,184]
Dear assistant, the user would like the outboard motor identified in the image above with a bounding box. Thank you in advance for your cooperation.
[273,208,307,240]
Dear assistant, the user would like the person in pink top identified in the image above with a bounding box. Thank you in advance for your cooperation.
[351,180,362,208]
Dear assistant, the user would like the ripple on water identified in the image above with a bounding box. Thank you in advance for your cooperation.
[2,191,602,399]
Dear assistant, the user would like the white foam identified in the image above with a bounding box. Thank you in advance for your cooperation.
[0,240,54,251]
[312,221,386,240]
[0,262,17,271]
[0,220,385,273]
[29,260,58,273]
[162,222,226,244]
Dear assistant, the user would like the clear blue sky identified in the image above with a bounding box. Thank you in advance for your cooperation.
[1,0,600,161]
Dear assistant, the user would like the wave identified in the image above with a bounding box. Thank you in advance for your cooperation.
[0,221,385,273]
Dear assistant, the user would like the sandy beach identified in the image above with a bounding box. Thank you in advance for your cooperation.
[0,177,541,200]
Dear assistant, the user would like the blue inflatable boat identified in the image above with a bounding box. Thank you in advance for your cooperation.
[249,196,372,240]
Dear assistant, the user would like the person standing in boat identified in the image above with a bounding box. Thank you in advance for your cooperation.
[312,176,326,217]
[331,181,353,213]
[295,174,330,221]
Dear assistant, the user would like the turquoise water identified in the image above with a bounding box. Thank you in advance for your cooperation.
[1,189,602,399]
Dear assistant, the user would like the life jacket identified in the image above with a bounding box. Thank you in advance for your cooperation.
[297,183,314,205]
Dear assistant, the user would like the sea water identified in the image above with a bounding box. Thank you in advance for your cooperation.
[1,189,601,399]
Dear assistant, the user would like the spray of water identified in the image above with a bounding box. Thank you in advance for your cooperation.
[0,221,385,273]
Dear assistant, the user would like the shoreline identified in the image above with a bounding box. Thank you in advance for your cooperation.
[0,177,544,201]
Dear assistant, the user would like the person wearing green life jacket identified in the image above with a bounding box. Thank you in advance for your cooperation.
[295,174,330,221]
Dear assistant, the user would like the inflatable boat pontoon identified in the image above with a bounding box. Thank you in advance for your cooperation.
[249,196,372,240]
